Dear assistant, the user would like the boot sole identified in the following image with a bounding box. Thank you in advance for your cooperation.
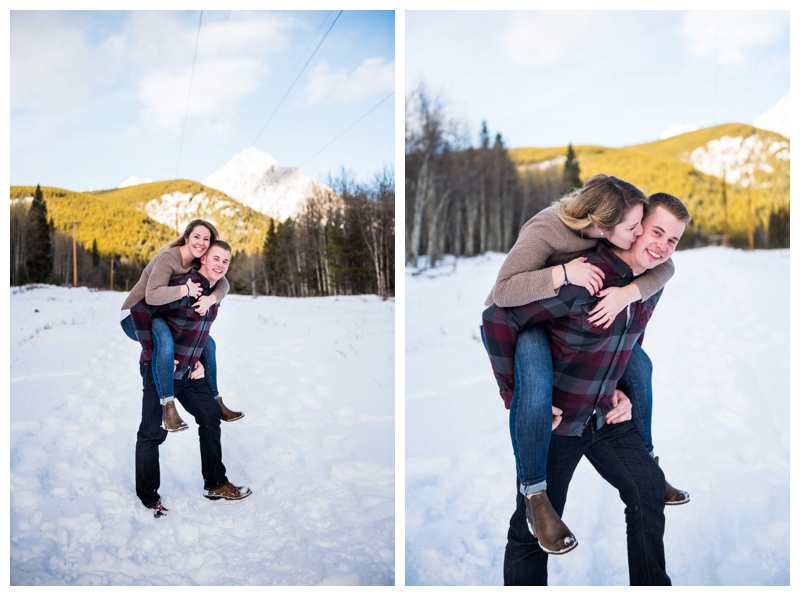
[540,540,579,555]
[204,488,252,501]
[221,413,244,422]
[666,495,690,506]
[162,424,189,432]
[526,519,579,555]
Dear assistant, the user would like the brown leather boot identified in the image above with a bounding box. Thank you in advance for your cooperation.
[217,396,244,422]
[524,491,578,555]
[161,401,188,432]
[655,456,690,505]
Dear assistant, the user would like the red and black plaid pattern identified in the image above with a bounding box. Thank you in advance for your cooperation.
[482,242,662,436]
[130,270,219,377]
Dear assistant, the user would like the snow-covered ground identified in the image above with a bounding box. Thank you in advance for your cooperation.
[10,289,394,586]
[405,247,789,586]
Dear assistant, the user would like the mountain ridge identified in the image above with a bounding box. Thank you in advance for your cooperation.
[10,180,276,261]
[202,148,329,222]
[507,122,789,247]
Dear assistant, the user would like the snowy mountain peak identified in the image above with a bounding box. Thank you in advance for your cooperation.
[234,147,279,172]
[753,93,789,139]
[118,176,152,188]
[202,148,325,222]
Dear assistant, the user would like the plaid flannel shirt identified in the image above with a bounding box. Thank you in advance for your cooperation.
[482,242,662,437]
[130,269,219,379]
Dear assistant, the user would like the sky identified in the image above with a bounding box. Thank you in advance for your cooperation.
[405,10,789,150]
[9,10,395,191]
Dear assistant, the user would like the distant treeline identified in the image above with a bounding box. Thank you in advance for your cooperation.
[227,168,394,298]
[405,85,790,268]
[10,169,395,298]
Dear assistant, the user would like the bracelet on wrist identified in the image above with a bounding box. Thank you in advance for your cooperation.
[561,263,569,286]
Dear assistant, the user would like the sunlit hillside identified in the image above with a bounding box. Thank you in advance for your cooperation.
[10,180,276,262]
[508,124,789,249]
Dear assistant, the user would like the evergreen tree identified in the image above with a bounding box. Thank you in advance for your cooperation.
[479,121,490,149]
[91,238,100,268]
[26,185,53,283]
[768,206,790,248]
[563,144,581,190]
[262,219,288,295]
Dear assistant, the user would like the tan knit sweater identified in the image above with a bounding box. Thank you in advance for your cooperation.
[486,206,674,307]
[120,246,230,311]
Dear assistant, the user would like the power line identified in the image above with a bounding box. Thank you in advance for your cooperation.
[300,91,394,169]
[250,10,343,147]
[279,11,336,104]
[248,12,333,148]
[176,10,204,178]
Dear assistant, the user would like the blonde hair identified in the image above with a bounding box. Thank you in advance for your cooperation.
[552,174,647,232]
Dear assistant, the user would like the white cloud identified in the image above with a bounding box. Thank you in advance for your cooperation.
[11,10,294,133]
[11,12,98,109]
[500,12,628,69]
[660,123,698,140]
[305,58,394,105]
[137,59,263,132]
[130,12,295,134]
[120,11,292,71]
[679,11,787,67]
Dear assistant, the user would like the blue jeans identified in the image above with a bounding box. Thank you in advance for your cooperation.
[510,327,656,494]
[510,325,553,494]
[121,314,220,402]
[135,362,227,507]
[618,342,654,456]
[503,420,670,586]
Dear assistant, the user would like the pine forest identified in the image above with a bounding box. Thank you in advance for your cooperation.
[405,86,790,268]
[9,170,394,299]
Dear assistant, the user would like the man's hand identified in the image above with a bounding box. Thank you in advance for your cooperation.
[587,285,640,329]
[605,389,633,424]
[193,294,217,316]
[552,405,563,431]
[190,360,205,379]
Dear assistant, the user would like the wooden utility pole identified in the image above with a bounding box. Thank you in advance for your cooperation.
[721,173,729,247]
[68,221,80,286]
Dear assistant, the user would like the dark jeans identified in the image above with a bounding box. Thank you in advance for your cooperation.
[503,420,670,586]
[135,362,227,507]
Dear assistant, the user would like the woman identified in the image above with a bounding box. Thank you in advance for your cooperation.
[481,174,686,555]
[120,219,243,431]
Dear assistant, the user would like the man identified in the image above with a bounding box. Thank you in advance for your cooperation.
[132,241,251,517]
[483,193,691,585]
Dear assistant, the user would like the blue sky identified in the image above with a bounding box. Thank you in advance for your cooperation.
[405,10,789,150]
[10,10,395,191]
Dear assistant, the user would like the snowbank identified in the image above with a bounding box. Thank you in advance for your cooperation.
[10,288,395,586]
[406,247,789,586]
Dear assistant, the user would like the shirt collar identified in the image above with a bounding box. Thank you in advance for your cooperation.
[189,269,213,291]
[594,241,634,280]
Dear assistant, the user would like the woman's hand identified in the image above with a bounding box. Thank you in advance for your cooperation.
[587,285,639,329]
[552,406,563,431]
[192,294,217,316]
[605,389,632,424]
[564,257,605,295]
[185,279,202,299]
